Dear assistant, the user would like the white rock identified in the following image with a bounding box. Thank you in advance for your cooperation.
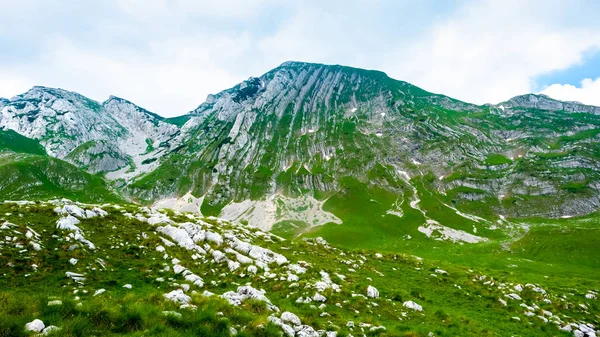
[505,293,522,301]
[93,289,106,296]
[403,301,423,311]
[268,316,295,337]
[164,289,191,304]
[123,284,133,289]
[295,325,320,337]
[228,260,241,271]
[25,319,45,332]
[281,311,302,326]
[62,205,86,218]
[42,325,60,335]
[313,293,327,302]
[48,300,62,306]
[65,271,85,282]
[222,286,278,311]
[367,285,379,298]
[56,216,81,231]
[205,231,224,246]
[69,258,78,265]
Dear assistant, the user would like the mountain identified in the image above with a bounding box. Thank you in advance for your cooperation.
[1,62,599,229]
[0,86,182,181]
[1,62,600,337]
[0,130,122,203]
[121,62,600,228]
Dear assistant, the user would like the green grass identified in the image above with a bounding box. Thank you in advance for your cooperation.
[484,154,512,166]
[2,201,597,336]
[0,153,123,203]
[0,130,46,156]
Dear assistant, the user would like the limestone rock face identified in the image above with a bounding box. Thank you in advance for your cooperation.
[2,61,600,222]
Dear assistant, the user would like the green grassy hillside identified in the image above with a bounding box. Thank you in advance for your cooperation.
[1,201,597,336]
[0,129,46,155]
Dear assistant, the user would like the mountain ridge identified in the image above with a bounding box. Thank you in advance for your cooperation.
[6,62,600,121]
[1,61,599,227]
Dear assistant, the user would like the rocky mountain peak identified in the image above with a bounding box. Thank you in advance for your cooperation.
[501,93,600,114]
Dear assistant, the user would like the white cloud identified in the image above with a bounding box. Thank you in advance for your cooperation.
[541,77,600,106]
[116,0,281,19]
[1,0,600,116]
[383,0,600,105]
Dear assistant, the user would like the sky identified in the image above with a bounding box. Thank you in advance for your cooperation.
[1,0,600,117]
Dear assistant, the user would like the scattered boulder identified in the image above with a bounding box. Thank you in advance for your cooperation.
[367,285,379,298]
[25,319,45,332]
[403,301,423,311]
[164,289,191,305]
[313,293,327,302]
[281,311,301,326]
[42,326,60,335]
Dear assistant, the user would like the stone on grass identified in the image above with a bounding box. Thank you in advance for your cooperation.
[25,319,45,332]
[281,311,302,326]
[403,300,423,311]
[367,285,379,298]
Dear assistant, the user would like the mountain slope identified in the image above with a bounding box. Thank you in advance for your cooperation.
[0,87,183,180]
[1,61,599,241]
[0,129,46,155]
[0,130,122,203]
[1,200,598,337]
[123,62,599,232]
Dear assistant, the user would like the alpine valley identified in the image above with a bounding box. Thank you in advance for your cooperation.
[1,62,599,337]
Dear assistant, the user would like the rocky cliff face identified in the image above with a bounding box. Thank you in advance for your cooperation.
[0,86,182,179]
[127,62,600,223]
[1,62,599,226]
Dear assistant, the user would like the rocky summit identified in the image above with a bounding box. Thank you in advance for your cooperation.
[0,61,599,337]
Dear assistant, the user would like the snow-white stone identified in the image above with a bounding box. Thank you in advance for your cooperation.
[222,286,278,311]
[313,293,327,302]
[164,289,191,305]
[505,293,522,301]
[281,311,302,326]
[65,271,85,282]
[25,319,45,332]
[367,285,379,298]
[268,316,295,337]
[56,216,81,231]
[42,325,60,335]
[403,301,423,311]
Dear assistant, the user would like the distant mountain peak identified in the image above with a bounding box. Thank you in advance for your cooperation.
[500,92,600,113]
